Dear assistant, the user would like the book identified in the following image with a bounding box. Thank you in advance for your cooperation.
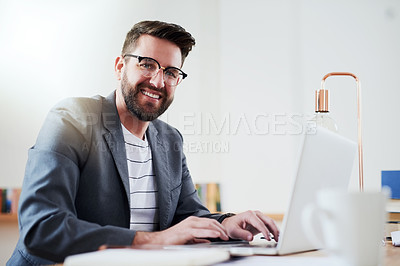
[387,199,400,213]
[382,170,400,199]
[195,183,221,212]
[0,189,2,213]
[387,199,400,222]
[64,247,230,266]
[0,188,22,214]
[388,213,400,221]
[206,183,221,213]
[11,188,21,214]
[1,189,7,213]
[385,199,400,239]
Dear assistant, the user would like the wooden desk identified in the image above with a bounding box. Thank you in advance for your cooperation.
[281,241,399,266]
[58,241,400,266]
[384,241,400,266]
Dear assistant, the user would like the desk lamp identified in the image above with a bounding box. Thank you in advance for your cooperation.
[315,72,364,191]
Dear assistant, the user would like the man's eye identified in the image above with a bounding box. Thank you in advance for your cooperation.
[140,63,156,70]
[165,70,178,78]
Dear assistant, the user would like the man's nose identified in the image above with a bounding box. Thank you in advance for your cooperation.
[149,69,165,88]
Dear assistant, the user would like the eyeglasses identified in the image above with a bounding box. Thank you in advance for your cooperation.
[123,54,187,86]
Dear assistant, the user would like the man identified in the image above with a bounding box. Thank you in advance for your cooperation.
[7,21,279,265]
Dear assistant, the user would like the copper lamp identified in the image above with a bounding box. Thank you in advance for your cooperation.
[315,72,364,191]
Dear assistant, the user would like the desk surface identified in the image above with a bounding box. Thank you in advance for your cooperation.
[269,241,399,266]
[215,241,399,265]
[60,241,400,266]
[384,241,400,266]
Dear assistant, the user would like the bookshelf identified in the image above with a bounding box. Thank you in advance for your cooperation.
[387,199,400,226]
[0,213,18,223]
[0,188,21,224]
[385,198,400,239]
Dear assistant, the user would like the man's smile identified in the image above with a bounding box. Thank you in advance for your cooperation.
[141,89,161,100]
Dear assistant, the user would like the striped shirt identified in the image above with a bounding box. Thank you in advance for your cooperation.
[122,124,159,231]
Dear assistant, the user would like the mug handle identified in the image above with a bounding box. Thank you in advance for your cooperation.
[301,203,328,249]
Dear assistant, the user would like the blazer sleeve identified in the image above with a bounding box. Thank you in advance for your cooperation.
[18,98,135,263]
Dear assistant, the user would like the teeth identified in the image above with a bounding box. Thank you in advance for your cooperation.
[142,90,160,99]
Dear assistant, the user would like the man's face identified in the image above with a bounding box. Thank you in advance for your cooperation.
[120,34,182,121]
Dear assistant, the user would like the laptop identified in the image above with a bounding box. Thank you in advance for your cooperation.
[170,126,357,256]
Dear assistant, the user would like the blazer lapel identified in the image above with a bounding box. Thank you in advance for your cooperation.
[147,122,171,230]
[102,92,130,206]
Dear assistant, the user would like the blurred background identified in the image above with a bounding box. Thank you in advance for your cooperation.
[1,0,399,262]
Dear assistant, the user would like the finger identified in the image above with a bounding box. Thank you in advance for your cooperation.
[191,228,229,240]
[228,224,254,241]
[190,238,211,244]
[254,211,280,241]
[241,211,272,241]
[186,217,229,240]
[187,217,229,240]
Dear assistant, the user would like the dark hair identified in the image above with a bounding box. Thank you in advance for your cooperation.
[122,20,196,65]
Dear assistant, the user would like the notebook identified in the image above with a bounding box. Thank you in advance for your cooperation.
[171,126,357,256]
[64,248,230,266]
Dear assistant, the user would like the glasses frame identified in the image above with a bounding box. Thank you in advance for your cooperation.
[123,54,187,86]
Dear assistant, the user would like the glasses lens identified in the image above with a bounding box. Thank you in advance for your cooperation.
[138,58,159,77]
[164,68,183,86]
[136,56,185,86]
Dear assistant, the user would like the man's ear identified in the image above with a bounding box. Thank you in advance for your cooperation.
[115,56,124,81]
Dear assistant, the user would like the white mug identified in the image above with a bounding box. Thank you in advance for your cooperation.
[302,188,387,266]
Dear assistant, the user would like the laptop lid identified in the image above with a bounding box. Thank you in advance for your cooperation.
[277,126,357,255]
[161,127,357,256]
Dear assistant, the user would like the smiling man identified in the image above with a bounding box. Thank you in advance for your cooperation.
[7,21,279,265]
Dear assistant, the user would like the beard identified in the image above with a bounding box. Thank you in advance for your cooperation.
[121,72,174,121]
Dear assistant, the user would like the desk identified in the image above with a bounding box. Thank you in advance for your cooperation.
[61,241,399,266]
[384,241,400,266]
[215,241,399,266]
[291,243,400,266]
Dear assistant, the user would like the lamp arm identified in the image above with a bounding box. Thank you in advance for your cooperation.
[320,72,364,191]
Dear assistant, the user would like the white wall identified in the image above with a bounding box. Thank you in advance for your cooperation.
[1,0,399,261]
[218,0,400,212]
[298,0,400,192]
[219,0,302,213]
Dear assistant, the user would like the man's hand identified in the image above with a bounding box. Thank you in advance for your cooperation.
[221,211,280,242]
[132,216,229,245]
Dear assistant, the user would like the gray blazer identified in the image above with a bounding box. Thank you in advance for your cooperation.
[8,92,223,265]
